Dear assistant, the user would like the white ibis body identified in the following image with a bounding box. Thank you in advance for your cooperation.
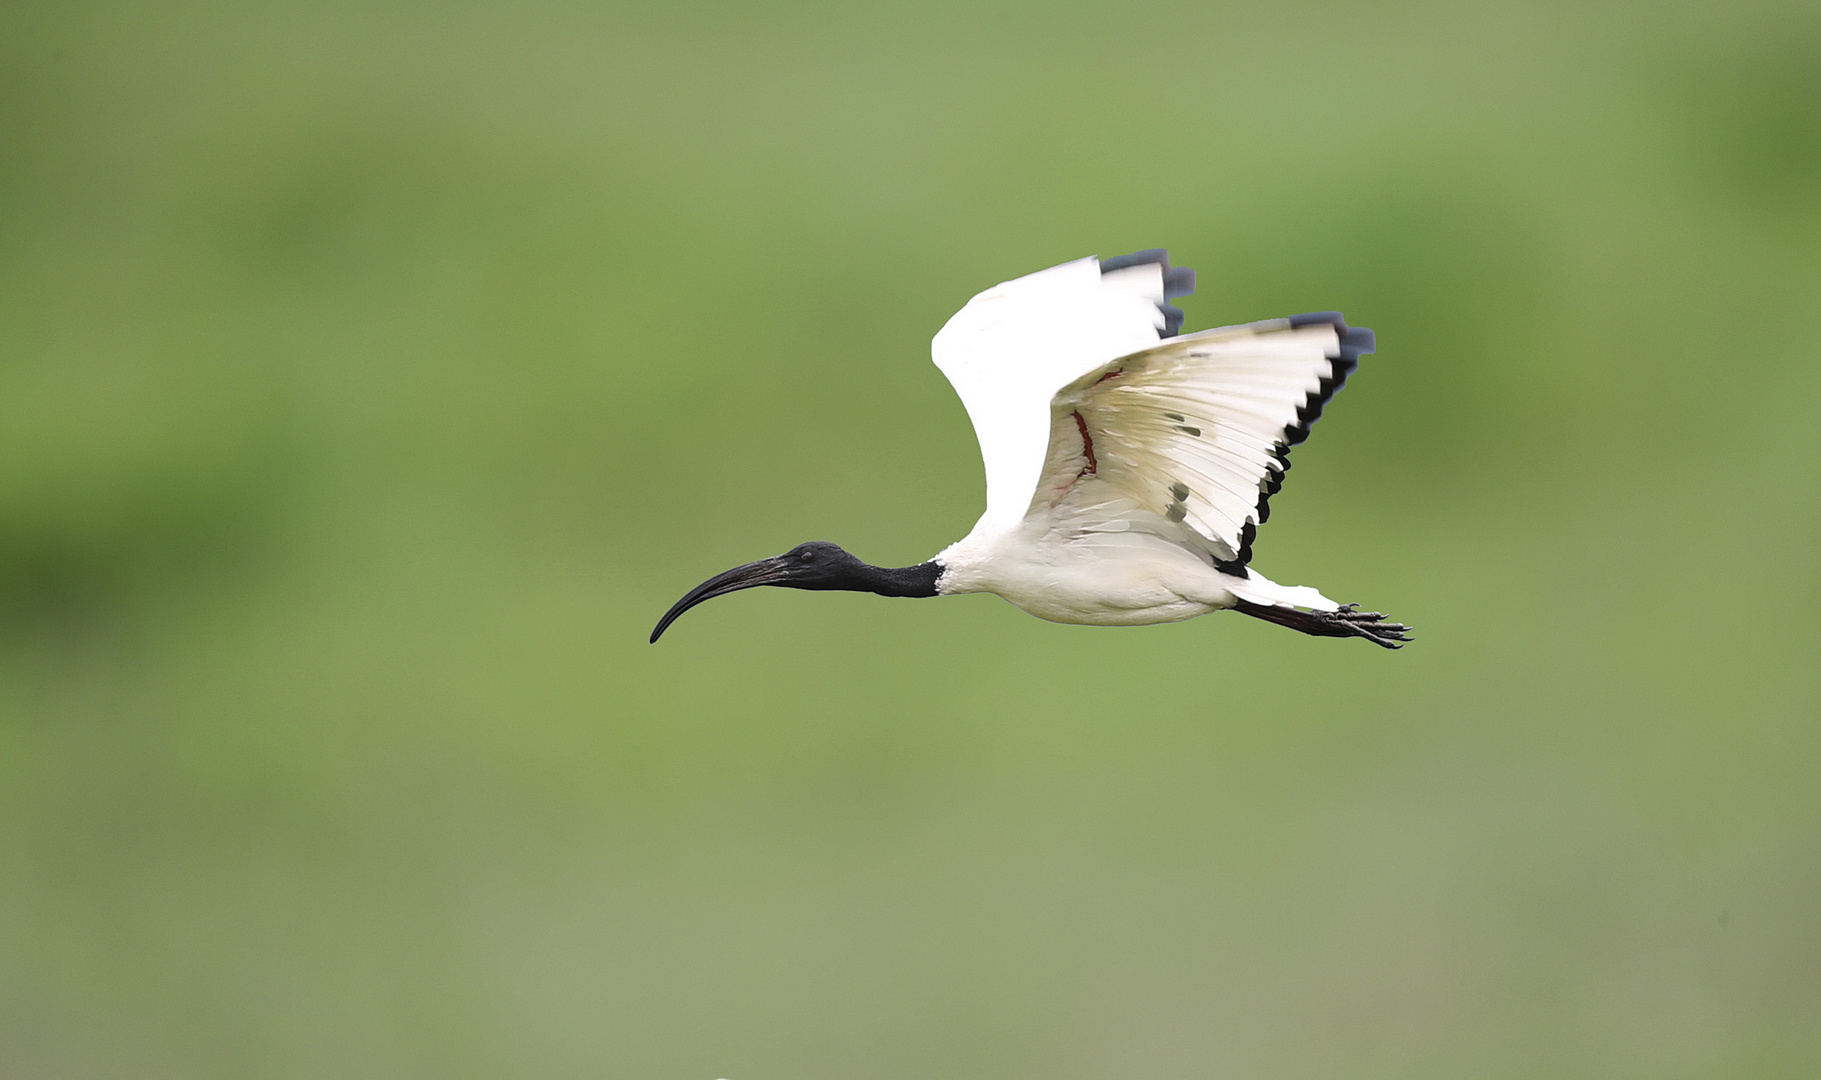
[652,250,1410,648]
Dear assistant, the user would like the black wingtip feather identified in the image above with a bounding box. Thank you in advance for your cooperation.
[1234,311,1375,568]
[1100,249,1196,338]
[1099,248,1171,273]
[1159,303,1185,337]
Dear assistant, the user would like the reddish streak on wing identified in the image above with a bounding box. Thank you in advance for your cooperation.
[1094,368,1124,384]
[1073,410,1097,475]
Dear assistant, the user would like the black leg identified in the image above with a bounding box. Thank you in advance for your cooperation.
[1232,599,1414,650]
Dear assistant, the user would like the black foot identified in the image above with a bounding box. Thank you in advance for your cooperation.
[1324,604,1414,649]
[1232,599,1414,650]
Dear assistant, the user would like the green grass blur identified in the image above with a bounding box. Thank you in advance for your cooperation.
[2,1,1818,1076]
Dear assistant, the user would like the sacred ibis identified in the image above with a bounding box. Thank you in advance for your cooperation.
[651,250,1410,648]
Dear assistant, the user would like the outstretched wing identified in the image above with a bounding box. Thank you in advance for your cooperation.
[932,251,1194,532]
[1042,313,1374,572]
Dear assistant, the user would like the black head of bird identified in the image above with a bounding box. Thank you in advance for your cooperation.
[650,542,941,642]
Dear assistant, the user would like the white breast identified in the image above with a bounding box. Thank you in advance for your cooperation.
[935,488,1240,625]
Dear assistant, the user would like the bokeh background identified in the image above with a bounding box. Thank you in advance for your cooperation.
[3,1,1818,1076]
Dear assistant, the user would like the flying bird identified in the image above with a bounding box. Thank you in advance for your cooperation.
[651,250,1410,648]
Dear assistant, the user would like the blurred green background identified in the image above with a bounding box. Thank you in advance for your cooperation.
[2,0,1817,1076]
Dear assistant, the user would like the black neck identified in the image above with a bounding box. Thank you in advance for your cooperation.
[824,560,943,598]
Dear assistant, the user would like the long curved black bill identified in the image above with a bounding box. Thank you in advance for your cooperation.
[650,557,791,643]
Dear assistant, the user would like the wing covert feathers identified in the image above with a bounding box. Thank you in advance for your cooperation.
[930,250,1374,566]
[932,252,1199,530]
[1049,312,1373,572]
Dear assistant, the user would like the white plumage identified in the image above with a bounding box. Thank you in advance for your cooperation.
[650,249,1408,649]
[929,252,1405,644]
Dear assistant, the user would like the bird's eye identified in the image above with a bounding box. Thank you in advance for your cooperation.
[799,550,815,561]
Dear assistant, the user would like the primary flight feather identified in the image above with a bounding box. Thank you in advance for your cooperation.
[651,250,1410,648]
